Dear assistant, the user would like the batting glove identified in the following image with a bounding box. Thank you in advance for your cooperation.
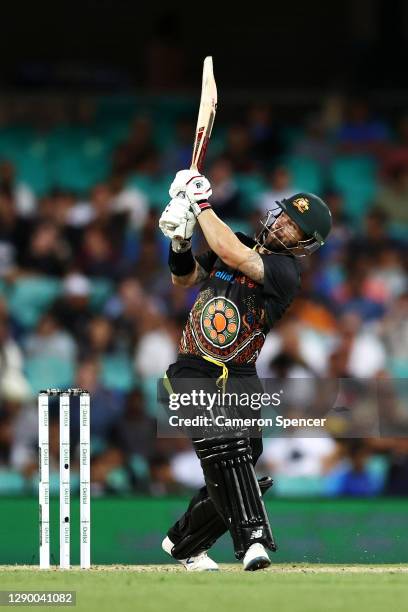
[169,169,212,217]
[159,197,196,242]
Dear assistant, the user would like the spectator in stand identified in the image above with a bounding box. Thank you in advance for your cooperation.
[247,103,284,166]
[330,312,386,378]
[348,207,402,260]
[379,292,408,370]
[324,440,382,497]
[381,114,408,177]
[24,312,76,362]
[161,116,195,174]
[336,97,389,155]
[72,357,125,441]
[0,300,31,402]
[110,174,148,232]
[51,273,93,344]
[134,307,176,379]
[207,157,242,220]
[294,114,335,169]
[0,160,35,218]
[223,124,255,173]
[333,260,386,322]
[91,447,128,495]
[113,115,158,175]
[67,183,126,242]
[0,187,33,276]
[375,163,408,225]
[149,454,184,496]
[84,315,115,358]
[78,224,118,277]
[18,221,70,276]
[112,388,156,461]
[257,166,299,214]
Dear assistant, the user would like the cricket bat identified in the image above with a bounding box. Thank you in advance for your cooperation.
[171,57,217,238]
[191,56,217,172]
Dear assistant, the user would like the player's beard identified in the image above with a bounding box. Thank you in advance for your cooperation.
[257,221,299,252]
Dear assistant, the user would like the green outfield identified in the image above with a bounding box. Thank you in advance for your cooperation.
[1,566,408,612]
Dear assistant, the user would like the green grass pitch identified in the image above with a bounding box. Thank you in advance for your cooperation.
[1,565,408,612]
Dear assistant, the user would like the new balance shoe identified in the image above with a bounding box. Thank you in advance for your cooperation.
[162,536,219,572]
[243,543,271,571]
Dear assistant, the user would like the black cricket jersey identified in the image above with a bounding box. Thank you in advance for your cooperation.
[178,233,301,366]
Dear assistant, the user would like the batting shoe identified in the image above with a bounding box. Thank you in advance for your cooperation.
[243,543,271,571]
[162,536,219,572]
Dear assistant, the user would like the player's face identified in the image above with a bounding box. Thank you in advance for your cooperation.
[262,212,305,250]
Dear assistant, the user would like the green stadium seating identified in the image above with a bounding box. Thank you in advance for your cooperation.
[129,454,149,481]
[100,354,137,392]
[89,278,114,311]
[0,469,26,495]
[126,173,170,209]
[272,475,324,497]
[286,156,324,193]
[331,156,377,220]
[106,466,132,493]
[25,355,75,393]
[8,277,61,329]
[235,174,267,210]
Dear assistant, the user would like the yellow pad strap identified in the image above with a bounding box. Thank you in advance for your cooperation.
[202,355,229,392]
[163,373,174,396]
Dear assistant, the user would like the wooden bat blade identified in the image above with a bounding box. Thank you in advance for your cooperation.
[191,56,217,172]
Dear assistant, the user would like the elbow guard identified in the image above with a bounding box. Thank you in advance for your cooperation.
[168,242,195,276]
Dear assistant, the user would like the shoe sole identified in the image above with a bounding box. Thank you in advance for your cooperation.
[244,556,271,571]
[187,568,219,572]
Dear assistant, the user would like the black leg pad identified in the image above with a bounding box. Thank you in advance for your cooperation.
[193,437,277,560]
[171,476,273,559]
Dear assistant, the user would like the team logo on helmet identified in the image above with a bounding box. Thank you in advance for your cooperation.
[200,297,240,348]
[292,197,310,213]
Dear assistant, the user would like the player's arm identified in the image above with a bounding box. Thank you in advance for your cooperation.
[165,170,265,283]
[197,209,264,283]
[171,258,209,287]
[158,196,201,288]
[159,170,264,285]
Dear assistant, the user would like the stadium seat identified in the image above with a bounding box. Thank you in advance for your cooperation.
[8,277,61,329]
[141,377,163,419]
[0,469,26,495]
[126,173,170,209]
[331,156,377,221]
[14,138,51,196]
[286,156,324,193]
[106,466,132,493]
[129,454,149,481]
[273,475,325,497]
[235,174,268,209]
[90,278,114,311]
[25,355,75,393]
[101,354,137,392]
[388,358,408,378]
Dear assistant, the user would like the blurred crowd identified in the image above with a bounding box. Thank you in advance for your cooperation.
[0,95,407,498]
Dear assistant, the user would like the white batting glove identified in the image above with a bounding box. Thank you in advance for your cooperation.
[169,170,200,198]
[169,169,212,217]
[159,197,196,241]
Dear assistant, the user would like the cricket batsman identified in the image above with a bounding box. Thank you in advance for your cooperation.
[158,169,332,571]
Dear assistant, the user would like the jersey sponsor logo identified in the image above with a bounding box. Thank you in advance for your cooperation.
[211,269,256,288]
[200,297,240,348]
[292,197,309,213]
[214,270,234,282]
